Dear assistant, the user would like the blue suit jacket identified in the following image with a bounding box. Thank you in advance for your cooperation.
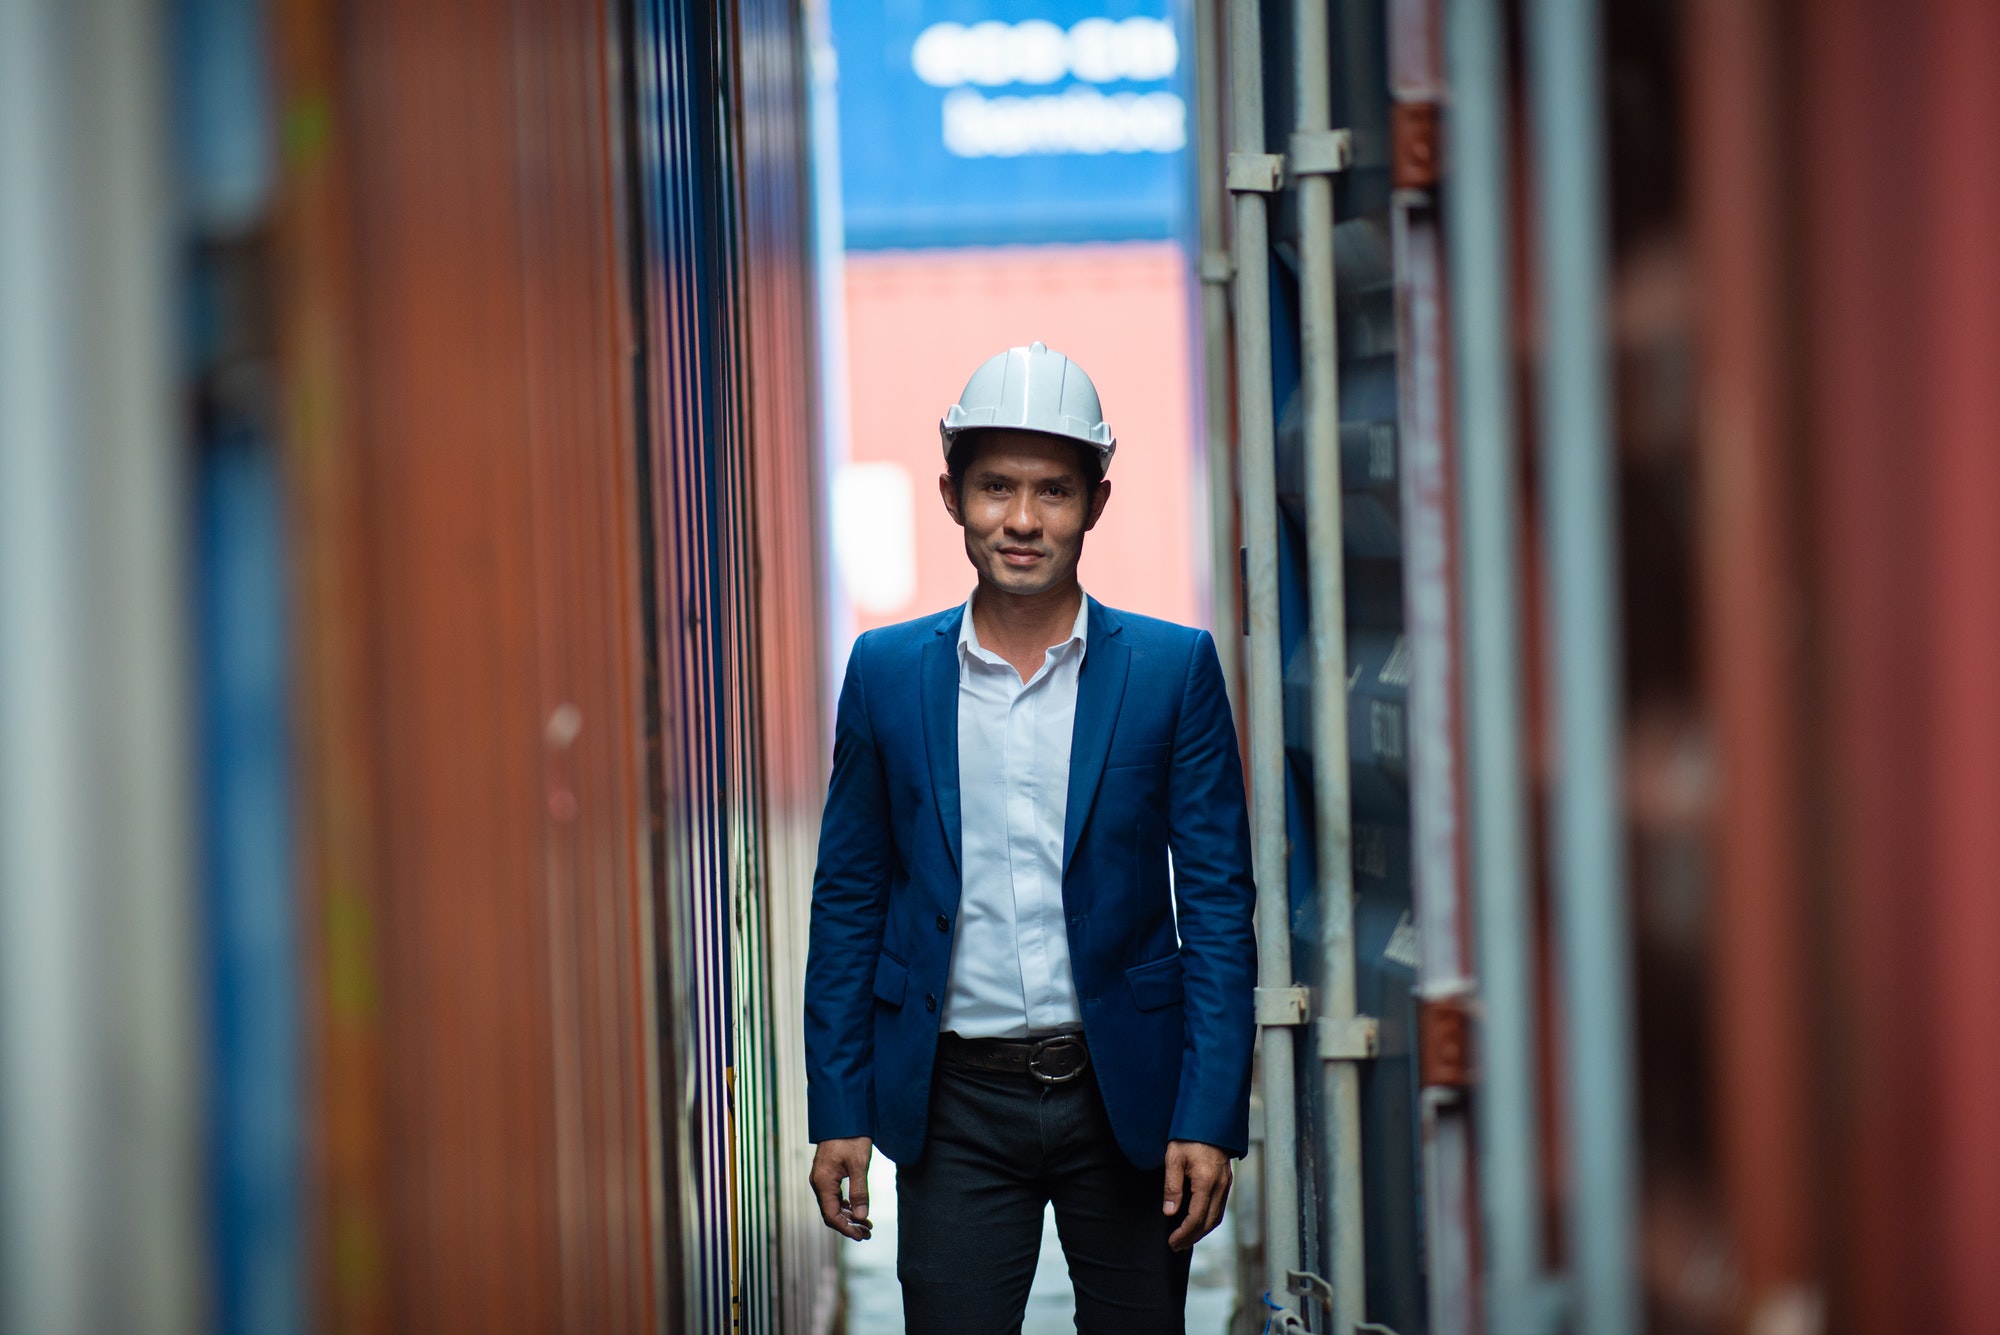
[803,598,1256,1169]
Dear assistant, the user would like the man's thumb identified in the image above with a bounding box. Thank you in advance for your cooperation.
[1162,1151,1185,1215]
[848,1166,870,1221]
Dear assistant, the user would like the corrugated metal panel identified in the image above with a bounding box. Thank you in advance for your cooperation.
[629,0,828,1327]
[513,4,661,1329]
[179,3,308,1329]
[629,2,743,1325]
[737,0,841,1323]
[10,0,829,1327]
[1798,2,2000,1328]
[278,1,661,1329]
[270,4,391,1328]
[190,245,308,1335]
[1683,2,1816,1329]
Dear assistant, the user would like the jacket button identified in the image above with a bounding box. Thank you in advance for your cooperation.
[936,914,950,932]
[924,993,937,1012]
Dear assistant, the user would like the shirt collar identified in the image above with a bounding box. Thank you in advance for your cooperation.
[957,591,1090,666]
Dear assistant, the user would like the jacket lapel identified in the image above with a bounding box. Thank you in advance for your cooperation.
[921,608,963,874]
[1063,598,1129,879]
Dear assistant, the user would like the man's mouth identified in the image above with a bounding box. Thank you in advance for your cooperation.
[997,547,1044,567]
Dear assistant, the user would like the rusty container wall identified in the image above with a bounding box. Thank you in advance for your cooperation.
[271,0,389,1327]
[1798,1,2000,1329]
[274,0,823,1328]
[510,3,665,1329]
[277,0,660,1330]
[1682,1,1819,1329]
[1676,0,2000,1330]
[1794,5,1928,1326]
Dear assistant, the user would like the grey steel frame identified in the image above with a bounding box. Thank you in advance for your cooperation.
[1290,2,1370,1332]
[1221,0,1306,1321]
[1525,0,1641,1330]
[1442,0,1557,1331]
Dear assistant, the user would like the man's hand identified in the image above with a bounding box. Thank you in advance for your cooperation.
[810,1136,875,1241]
[1162,1140,1233,1252]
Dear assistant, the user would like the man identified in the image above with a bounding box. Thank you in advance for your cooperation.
[804,342,1256,1333]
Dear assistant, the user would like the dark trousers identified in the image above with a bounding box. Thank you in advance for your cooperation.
[896,1043,1192,1334]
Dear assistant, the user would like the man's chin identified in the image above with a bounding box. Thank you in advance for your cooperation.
[981,563,1067,598]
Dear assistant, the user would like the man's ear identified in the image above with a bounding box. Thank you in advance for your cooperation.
[1083,478,1112,531]
[938,471,966,527]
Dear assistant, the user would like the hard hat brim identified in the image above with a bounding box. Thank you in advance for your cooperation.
[939,414,1117,472]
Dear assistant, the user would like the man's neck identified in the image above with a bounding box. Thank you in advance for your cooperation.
[970,578,1083,682]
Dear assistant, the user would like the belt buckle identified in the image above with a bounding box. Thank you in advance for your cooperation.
[1027,1037,1087,1085]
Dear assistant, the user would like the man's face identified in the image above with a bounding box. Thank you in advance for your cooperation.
[939,431,1112,598]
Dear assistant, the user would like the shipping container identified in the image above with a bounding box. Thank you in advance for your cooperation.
[271,0,832,1329]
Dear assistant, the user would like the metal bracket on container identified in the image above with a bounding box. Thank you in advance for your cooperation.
[1317,1014,1381,1061]
[1264,1309,1311,1335]
[1287,127,1354,176]
[1226,151,1286,194]
[1416,992,1473,1089]
[1284,1274,1406,1332]
[1391,101,1441,190]
[1254,984,1310,1026]
[1198,250,1235,284]
[1287,1270,1335,1308]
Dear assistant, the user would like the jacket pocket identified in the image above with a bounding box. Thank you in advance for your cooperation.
[1107,742,1171,769]
[1125,952,1184,1011]
[873,952,908,1006]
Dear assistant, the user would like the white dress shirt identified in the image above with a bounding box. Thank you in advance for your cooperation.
[941,593,1089,1038]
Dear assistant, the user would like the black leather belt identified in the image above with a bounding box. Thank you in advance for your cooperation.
[940,1031,1091,1085]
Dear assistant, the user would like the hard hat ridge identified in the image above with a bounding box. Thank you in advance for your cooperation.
[940,340,1117,472]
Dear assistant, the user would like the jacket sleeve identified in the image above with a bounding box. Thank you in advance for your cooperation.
[1164,629,1258,1154]
[803,639,894,1142]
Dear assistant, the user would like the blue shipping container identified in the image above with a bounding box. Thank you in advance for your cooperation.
[831,0,1190,248]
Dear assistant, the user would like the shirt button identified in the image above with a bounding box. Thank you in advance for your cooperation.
[936,914,950,932]
[924,993,937,1012]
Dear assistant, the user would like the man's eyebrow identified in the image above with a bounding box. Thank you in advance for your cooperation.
[971,467,1077,485]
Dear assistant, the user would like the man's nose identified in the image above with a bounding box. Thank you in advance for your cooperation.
[1003,492,1041,535]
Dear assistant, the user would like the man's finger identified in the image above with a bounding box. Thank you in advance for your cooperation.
[1200,1168,1231,1240]
[1169,1169,1215,1251]
[847,1158,871,1223]
[833,1161,873,1240]
[812,1171,847,1230]
[1162,1147,1187,1217]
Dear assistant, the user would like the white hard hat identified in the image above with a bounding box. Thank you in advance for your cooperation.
[939,341,1116,473]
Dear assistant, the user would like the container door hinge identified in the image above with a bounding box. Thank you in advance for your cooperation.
[1199,249,1235,284]
[1317,1014,1381,1061]
[1254,985,1310,1026]
[1226,151,1286,193]
[1287,127,1354,176]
